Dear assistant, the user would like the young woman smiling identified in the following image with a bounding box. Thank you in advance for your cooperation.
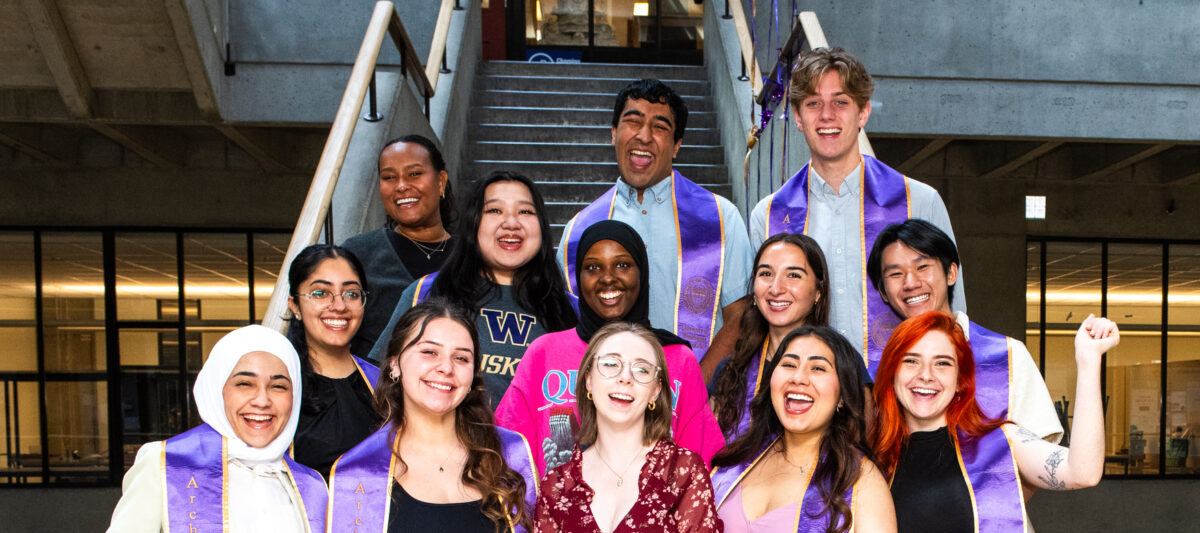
[284,244,383,478]
[342,135,457,357]
[369,171,577,408]
[327,299,537,533]
[710,326,894,533]
[496,220,723,477]
[873,312,1117,533]
[107,326,327,533]
[533,322,721,533]
[709,233,840,440]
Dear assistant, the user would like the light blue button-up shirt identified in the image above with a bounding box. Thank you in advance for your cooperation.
[748,163,967,356]
[559,172,753,345]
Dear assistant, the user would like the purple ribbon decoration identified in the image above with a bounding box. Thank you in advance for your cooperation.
[967,322,1012,421]
[955,427,1028,531]
[353,355,381,393]
[562,172,725,360]
[165,424,326,532]
[733,341,770,439]
[767,155,910,376]
[712,438,854,533]
[329,426,537,533]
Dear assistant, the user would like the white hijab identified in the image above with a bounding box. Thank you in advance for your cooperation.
[193,324,303,463]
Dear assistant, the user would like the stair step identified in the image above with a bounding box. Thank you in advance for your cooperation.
[472,107,717,128]
[474,89,712,111]
[471,141,724,165]
[535,181,733,204]
[469,124,721,144]
[479,75,710,95]
[467,160,727,184]
[479,60,708,80]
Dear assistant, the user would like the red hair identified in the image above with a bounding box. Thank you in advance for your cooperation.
[872,312,1005,477]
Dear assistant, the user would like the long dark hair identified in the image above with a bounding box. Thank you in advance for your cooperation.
[712,233,830,437]
[431,170,576,332]
[374,298,529,531]
[380,134,457,231]
[285,244,371,415]
[711,326,870,533]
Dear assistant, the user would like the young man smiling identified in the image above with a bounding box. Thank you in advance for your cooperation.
[867,218,1062,443]
[746,48,967,364]
[559,79,753,362]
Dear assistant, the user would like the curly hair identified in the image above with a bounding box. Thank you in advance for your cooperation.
[712,233,830,437]
[374,298,529,531]
[712,326,871,533]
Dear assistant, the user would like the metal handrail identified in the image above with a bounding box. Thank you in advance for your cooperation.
[260,1,441,332]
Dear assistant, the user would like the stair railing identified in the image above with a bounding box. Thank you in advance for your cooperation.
[260,1,454,332]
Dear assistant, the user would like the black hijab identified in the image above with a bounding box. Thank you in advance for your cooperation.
[574,220,689,347]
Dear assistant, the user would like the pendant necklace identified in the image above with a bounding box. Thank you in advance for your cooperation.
[397,230,448,261]
[595,445,645,487]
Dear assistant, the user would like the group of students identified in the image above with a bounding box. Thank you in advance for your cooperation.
[107,46,1119,533]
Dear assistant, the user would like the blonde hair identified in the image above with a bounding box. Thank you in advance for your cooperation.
[788,47,874,111]
[574,322,673,446]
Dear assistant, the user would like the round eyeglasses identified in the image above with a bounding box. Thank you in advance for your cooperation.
[595,354,659,384]
[300,289,367,309]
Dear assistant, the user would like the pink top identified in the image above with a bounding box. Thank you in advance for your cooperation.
[717,485,800,533]
[495,329,726,478]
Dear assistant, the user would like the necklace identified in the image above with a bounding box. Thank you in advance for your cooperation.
[437,446,460,473]
[396,229,449,260]
[594,445,645,487]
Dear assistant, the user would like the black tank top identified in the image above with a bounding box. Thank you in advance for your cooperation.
[890,426,975,533]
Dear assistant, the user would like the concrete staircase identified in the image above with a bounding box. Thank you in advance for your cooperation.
[465,61,731,245]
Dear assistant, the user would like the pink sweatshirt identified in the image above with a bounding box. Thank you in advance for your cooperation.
[495,329,726,479]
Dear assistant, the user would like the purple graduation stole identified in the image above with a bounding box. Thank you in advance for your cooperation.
[561,170,726,359]
[711,438,856,532]
[732,340,770,438]
[967,322,1013,421]
[353,355,381,393]
[766,155,911,376]
[328,426,537,533]
[163,424,328,532]
[953,427,1029,531]
[409,272,580,316]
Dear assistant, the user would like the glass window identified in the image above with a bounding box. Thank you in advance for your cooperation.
[42,233,107,373]
[1105,243,1163,475]
[119,328,189,467]
[1041,242,1102,451]
[1025,241,1043,373]
[184,233,250,324]
[1167,244,1200,474]
[45,381,108,483]
[0,381,42,484]
[115,233,178,322]
[253,233,289,323]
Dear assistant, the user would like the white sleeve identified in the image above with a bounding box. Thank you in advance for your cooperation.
[107,442,165,533]
[748,195,771,251]
[1008,339,1064,444]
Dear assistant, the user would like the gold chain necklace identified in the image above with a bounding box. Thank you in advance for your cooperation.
[594,445,646,487]
[396,230,449,260]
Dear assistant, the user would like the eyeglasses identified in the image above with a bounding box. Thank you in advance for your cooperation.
[300,289,366,308]
[595,354,659,384]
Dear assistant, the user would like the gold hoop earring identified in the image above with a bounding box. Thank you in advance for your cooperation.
[586,391,592,400]
[648,400,656,411]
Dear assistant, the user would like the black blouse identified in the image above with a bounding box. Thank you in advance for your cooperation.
[293,370,382,479]
[388,481,494,533]
[385,229,453,280]
[890,426,975,533]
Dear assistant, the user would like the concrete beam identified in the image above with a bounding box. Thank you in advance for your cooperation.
[213,125,292,173]
[163,0,219,118]
[89,123,183,169]
[0,124,70,167]
[19,0,93,118]
[1075,143,1175,182]
[897,138,951,174]
[978,141,1063,180]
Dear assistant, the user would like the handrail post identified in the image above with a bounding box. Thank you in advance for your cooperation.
[454,0,463,10]
[324,207,335,245]
[363,72,383,122]
[738,58,750,81]
[723,0,733,20]
[440,54,451,74]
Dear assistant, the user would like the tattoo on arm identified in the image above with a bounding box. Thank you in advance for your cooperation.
[1037,449,1067,490]
[1015,426,1041,444]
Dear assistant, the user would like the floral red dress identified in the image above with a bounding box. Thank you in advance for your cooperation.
[533,439,722,533]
